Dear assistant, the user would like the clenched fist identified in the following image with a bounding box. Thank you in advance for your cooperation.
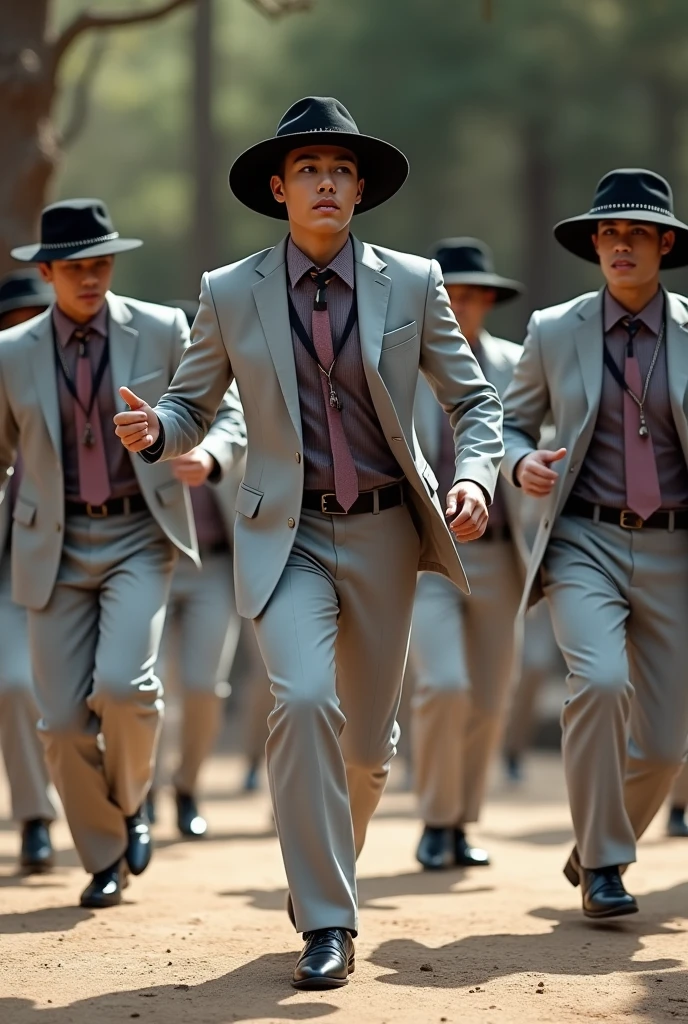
[515,448,567,497]
[446,480,489,543]
[114,386,160,452]
[172,448,215,487]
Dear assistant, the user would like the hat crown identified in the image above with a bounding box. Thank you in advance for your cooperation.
[40,199,117,249]
[275,96,360,140]
[590,168,674,218]
[432,237,496,277]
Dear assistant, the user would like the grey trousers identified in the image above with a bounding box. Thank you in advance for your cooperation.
[542,514,688,869]
[29,510,176,874]
[253,504,420,935]
[410,539,521,826]
[156,550,239,794]
[670,762,688,807]
[0,557,56,824]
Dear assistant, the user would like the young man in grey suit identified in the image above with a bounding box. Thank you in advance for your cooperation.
[0,271,57,873]
[501,168,688,919]
[2,199,245,908]
[410,239,525,871]
[116,97,503,988]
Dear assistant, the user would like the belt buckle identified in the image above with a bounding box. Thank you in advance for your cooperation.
[320,492,346,515]
[86,503,108,519]
[620,509,643,530]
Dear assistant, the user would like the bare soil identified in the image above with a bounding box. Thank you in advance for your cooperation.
[1,751,687,1024]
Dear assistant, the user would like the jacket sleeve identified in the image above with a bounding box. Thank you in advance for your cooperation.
[0,356,18,500]
[418,259,504,501]
[500,311,550,486]
[141,274,238,464]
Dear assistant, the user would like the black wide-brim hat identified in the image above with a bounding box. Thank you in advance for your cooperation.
[554,168,688,269]
[0,270,54,316]
[229,96,409,220]
[430,237,524,304]
[11,198,142,263]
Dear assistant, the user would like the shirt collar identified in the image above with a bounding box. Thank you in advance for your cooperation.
[286,235,355,291]
[52,302,108,347]
[604,287,664,336]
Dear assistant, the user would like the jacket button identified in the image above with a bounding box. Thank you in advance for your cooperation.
[287,517,295,529]
[295,453,301,463]
[544,519,549,528]
[56,523,62,533]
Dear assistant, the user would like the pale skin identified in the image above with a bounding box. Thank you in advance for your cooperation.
[516,219,675,497]
[115,145,488,540]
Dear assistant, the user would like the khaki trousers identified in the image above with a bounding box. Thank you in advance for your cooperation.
[156,550,239,794]
[253,503,420,935]
[503,601,564,758]
[410,539,521,827]
[542,514,688,869]
[29,510,176,874]
[0,558,56,824]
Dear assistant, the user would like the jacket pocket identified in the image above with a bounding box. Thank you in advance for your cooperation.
[381,321,418,351]
[155,480,183,508]
[235,482,263,519]
[13,496,36,527]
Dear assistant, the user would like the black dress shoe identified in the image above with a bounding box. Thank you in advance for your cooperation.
[416,825,454,870]
[243,759,260,792]
[125,807,153,875]
[80,862,125,908]
[668,807,688,838]
[20,820,54,874]
[564,847,638,919]
[145,790,157,826]
[454,828,490,867]
[175,791,207,838]
[503,752,523,782]
[292,928,355,990]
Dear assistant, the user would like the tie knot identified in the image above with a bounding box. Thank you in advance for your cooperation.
[621,316,641,340]
[310,269,335,311]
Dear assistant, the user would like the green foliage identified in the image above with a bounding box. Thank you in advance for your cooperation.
[53,0,688,336]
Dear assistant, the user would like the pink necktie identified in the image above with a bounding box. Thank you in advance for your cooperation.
[74,331,111,507]
[310,300,359,512]
[623,321,661,520]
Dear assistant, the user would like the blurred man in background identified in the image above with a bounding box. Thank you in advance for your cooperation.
[411,238,525,870]
[0,270,57,874]
[502,169,688,919]
[2,198,244,908]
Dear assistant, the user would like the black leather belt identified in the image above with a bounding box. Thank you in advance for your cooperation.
[563,496,688,530]
[303,482,404,516]
[65,494,148,518]
[481,523,512,542]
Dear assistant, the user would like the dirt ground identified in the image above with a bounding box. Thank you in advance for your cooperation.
[1,749,687,1024]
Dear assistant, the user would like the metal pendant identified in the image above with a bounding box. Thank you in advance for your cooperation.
[82,422,95,448]
[329,387,342,411]
[639,411,649,439]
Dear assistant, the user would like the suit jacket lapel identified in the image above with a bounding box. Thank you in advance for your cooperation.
[106,292,140,412]
[253,238,302,444]
[29,310,61,456]
[665,290,688,458]
[574,289,605,424]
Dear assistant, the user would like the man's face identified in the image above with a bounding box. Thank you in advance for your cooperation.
[592,220,674,290]
[0,306,48,330]
[446,284,497,342]
[270,146,364,236]
[39,256,114,322]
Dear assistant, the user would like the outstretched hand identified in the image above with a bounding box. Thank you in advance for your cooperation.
[446,480,489,543]
[114,387,160,452]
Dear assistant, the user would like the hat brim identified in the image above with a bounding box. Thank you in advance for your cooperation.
[229,130,409,219]
[0,293,54,317]
[10,238,143,263]
[554,211,688,269]
[441,271,524,304]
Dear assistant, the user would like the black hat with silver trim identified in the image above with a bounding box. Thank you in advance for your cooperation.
[554,169,688,268]
[0,270,54,317]
[11,198,142,262]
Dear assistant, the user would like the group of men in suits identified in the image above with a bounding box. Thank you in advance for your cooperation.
[2,92,688,990]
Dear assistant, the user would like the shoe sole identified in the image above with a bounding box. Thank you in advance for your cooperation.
[583,903,639,920]
[79,896,122,909]
[291,959,355,990]
[563,860,580,887]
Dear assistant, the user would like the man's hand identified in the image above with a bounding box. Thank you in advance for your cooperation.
[446,480,489,543]
[171,447,215,487]
[114,387,160,452]
[515,448,567,497]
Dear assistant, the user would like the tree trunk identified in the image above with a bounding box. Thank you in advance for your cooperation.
[521,115,556,311]
[0,3,59,277]
[189,0,219,291]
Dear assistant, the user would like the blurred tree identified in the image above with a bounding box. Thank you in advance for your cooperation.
[0,0,314,278]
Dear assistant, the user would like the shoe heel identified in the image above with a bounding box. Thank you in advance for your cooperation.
[563,857,580,888]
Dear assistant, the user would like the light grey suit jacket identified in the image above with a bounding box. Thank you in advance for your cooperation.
[414,331,529,570]
[501,287,688,611]
[148,235,504,619]
[0,292,246,610]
